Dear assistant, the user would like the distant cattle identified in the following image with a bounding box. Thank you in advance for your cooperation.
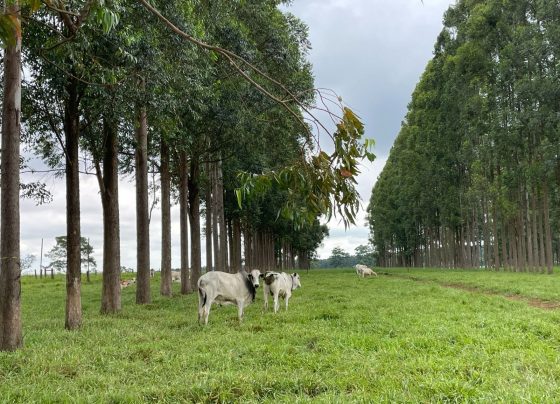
[355,264,377,278]
[261,271,301,313]
[171,271,181,282]
[197,269,262,325]
[120,278,136,289]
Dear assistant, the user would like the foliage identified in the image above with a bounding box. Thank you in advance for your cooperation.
[45,236,96,273]
[3,270,560,401]
[20,254,36,273]
[237,107,374,229]
[313,244,375,268]
[368,0,560,270]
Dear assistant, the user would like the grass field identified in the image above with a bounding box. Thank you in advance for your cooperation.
[2,268,560,402]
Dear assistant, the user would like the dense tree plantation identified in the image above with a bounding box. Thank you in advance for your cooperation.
[368,0,560,272]
[0,1,372,351]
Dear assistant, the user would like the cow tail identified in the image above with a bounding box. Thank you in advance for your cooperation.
[198,287,207,307]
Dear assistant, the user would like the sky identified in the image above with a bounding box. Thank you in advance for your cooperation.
[19,0,456,273]
[286,0,455,258]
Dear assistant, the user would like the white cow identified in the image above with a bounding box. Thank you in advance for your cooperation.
[261,271,301,313]
[197,269,262,325]
[355,264,377,278]
[171,271,181,282]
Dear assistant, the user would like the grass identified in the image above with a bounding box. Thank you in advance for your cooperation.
[2,268,560,402]
[387,267,560,301]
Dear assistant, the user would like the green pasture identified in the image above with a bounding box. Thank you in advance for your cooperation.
[2,269,560,402]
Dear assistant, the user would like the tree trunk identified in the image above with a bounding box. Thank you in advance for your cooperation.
[492,206,500,270]
[227,219,234,270]
[212,161,221,271]
[0,5,23,350]
[179,151,191,293]
[64,76,82,329]
[135,105,151,304]
[100,118,121,314]
[217,160,228,272]
[543,184,553,274]
[205,160,213,272]
[509,222,518,272]
[537,193,546,272]
[160,139,172,296]
[501,221,508,271]
[243,226,251,270]
[530,192,540,272]
[188,157,201,285]
[232,218,242,272]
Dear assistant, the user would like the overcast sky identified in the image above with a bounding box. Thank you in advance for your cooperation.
[19,0,455,273]
[287,0,455,258]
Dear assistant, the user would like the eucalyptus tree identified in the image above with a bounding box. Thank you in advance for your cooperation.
[23,3,122,319]
[139,0,374,236]
[369,0,560,272]
[0,0,24,350]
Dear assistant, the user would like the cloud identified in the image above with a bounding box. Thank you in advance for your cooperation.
[285,0,454,258]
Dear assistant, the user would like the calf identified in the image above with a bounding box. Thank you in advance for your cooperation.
[197,269,261,325]
[261,271,301,313]
[355,264,377,278]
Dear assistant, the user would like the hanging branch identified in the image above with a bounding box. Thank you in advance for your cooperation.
[137,0,334,142]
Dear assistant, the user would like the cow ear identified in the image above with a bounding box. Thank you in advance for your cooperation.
[259,273,264,278]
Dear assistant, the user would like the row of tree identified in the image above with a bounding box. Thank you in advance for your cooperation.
[368,0,560,272]
[313,245,375,269]
[1,1,371,351]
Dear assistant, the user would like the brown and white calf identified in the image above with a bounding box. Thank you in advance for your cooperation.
[197,269,262,325]
[261,271,301,313]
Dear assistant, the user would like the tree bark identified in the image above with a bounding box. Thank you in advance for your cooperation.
[212,161,221,271]
[492,206,500,270]
[160,139,172,296]
[188,157,201,286]
[64,76,82,329]
[232,218,242,272]
[100,118,121,314]
[543,184,553,274]
[217,161,228,272]
[227,219,234,272]
[530,192,540,272]
[179,151,191,293]
[205,160,213,272]
[135,105,151,304]
[0,4,23,350]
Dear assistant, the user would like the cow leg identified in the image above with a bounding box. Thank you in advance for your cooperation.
[197,289,205,324]
[202,294,214,325]
[285,293,291,311]
[237,301,244,322]
[263,286,269,311]
[273,292,280,313]
[203,303,211,325]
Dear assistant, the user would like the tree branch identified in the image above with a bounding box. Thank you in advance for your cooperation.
[136,0,334,142]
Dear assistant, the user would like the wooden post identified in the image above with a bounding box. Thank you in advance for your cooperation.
[39,238,43,279]
[86,237,91,283]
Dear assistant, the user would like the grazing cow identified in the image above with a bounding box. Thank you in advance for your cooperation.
[120,278,136,289]
[355,264,377,278]
[171,271,181,282]
[261,271,301,313]
[197,269,262,325]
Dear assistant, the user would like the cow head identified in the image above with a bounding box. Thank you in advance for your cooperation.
[291,273,301,290]
[247,269,262,289]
